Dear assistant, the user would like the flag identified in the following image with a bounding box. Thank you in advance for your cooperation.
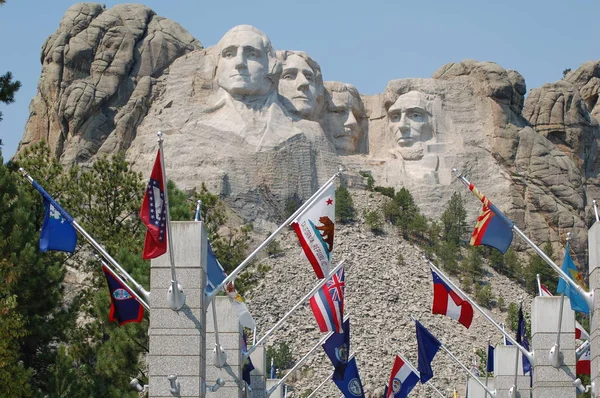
[486,345,494,373]
[225,282,256,329]
[31,179,77,253]
[385,355,419,398]
[291,182,335,278]
[577,346,591,375]
[242,331,255,386]
[557,242,590,314]
[323,318,350,380]
[140,149,167,259]
[333,357,365,398]
[431,270,474,328]
[309,267,344,333]
[270,357,276,379]
[468,183,513,254]
[102,264,144,326]
[453,388,458,398]
[206,241,227,294]
[415,320,442,383]
[539,283,589,340]
[516,304,531,375]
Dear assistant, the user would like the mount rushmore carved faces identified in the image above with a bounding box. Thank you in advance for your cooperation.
[387,90,434,148]
[216,25,279,99]
[322,82,367,155]
[277,51,324,120]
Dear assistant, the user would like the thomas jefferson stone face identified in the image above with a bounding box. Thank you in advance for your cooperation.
[278,54,318,119]
[323,90,363,154]
[216,29,271,97]
[387,91,433,147]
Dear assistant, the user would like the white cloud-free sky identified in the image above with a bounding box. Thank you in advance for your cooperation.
[1,0,599,160]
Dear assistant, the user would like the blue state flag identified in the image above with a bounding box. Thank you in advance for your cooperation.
[486,345,495,373]
[102,264,144,325]
[416,320,442,383]
[333,357,365,398]
[516,304,531,375]
[206,240,227,294]
[242,331,255,386]
[32,180,77,253]
[557,243,590,314]
[323,318,350,380]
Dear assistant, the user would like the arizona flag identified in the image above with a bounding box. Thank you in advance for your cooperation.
[385,354,419,398]
[468,183,513,254]
[431,270,474,328]
[140,150,167,259]
[577,346,591,375]
[102,264,144,325]
[291,182,335,278]
[539,283,589,340]
[309,267,344,333]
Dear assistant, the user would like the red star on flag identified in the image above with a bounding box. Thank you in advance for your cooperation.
[326,198,333,205]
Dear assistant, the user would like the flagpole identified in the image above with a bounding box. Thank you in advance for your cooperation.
[485,337,491,398]
[511,298,523,397]
[594,200,599,222]
[19,168,151,305]
[453,169,594,311]
[207,169,342,301]
[427,259,534,365]
[396,352,445,398]
[99,257,150,311]
[157,132,186,311]
[550,234,571,368]
[244,260,345,359]
[264,334,338,397]
[305,371,334,398]
[410,316,496,397]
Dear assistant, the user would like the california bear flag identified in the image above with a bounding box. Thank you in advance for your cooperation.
[291,182,335,279]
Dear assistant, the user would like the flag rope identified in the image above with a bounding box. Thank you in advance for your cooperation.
[206,170,342,301]
[453,169,594,311]
[19,168,151,308]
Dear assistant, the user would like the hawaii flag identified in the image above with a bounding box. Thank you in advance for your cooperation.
[309,267,345,333]
[431,270,474,328]
[539,283,589,340]
[291,182,335,278]
[385,354,419,398]
[140,149,167,259]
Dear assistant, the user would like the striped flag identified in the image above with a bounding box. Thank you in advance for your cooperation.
[309,267,344,333]
[468,183,514,254]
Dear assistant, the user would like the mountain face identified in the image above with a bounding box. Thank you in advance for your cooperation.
[18,5,599,264]
[14,4,598,396]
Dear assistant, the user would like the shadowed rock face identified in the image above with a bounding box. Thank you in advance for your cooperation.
[16,5,600,262]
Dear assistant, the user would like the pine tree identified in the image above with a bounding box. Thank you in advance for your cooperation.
[440,192,467,245]
[0,71,21,122]
[335,185,355,224]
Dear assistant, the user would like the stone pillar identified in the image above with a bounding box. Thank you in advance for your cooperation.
[466,377,495,398]
[588,222,600,396]
[531,296,576,398]
[492,345,531,397]
[249,345,266,398]
[205,296,244,398]
[149,221,207,397]
[265,380,283,398]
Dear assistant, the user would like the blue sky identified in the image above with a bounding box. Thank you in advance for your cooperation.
[1,0,599,160]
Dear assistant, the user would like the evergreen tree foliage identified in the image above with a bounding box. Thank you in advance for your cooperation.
[382,187,420,239]
[440,192,467,245]
[0,71,21,122]
[364,209,384,234]
[335,185,355,224]
[524,241,556,295]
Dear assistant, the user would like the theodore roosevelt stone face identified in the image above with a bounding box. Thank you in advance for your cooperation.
[387,91,433,147]
[216,26,273,97]
[322,83,365,155]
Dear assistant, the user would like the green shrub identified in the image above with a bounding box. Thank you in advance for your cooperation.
[335,186,355,224]
[364,209,384,234]
[374,186,395,198]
